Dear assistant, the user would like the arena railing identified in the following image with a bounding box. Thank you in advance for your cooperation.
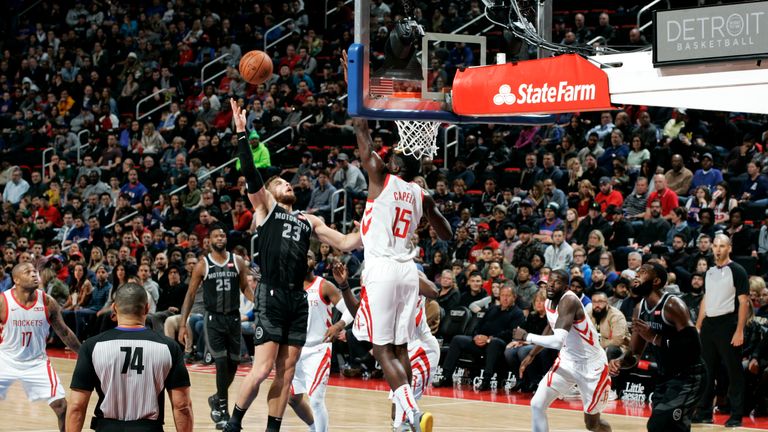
[325,0,354,27]
[443,124,459,170]
[330,189,348,233]
[201,53,232,87]
[637,0,671,32]
[136,88,175,122]
[265,18,296,53]
[76,129,91,164]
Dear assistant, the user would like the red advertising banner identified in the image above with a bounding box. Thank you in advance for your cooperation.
[452,54,614,116]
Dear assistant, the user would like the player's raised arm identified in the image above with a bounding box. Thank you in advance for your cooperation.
[353,118,387,188]
[178,259,205,344]
[306,213,363,252]
[232,98,276,223]
[46,294,80,353]
[422,193,452,241]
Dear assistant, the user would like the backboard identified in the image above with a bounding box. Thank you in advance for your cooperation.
[349,0,557,125]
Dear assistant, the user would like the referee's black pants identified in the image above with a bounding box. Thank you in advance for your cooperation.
[697,314,745,418]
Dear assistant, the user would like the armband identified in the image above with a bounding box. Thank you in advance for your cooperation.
[526,328,568,350]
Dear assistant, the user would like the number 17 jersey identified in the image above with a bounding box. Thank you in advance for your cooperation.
[361,174,423,262]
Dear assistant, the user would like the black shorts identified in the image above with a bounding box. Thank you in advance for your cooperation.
[253,283,308,346]
[203,312,241,362]
[94,418,163,432]
[648,366,706,432]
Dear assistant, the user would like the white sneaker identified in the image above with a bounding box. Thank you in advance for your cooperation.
[560,384,581,400]
[608,389,618,401]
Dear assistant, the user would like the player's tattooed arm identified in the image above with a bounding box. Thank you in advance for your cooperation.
[46,294,81,353]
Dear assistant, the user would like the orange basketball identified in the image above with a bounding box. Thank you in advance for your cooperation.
[239,50,273,85]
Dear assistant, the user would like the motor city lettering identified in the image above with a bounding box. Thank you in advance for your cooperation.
[12,319,45,327]
[493,82,596,106]
[274,211,310,232]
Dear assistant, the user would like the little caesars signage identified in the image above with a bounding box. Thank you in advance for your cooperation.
[654,1,768,65]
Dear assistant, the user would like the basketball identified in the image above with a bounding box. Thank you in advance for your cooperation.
[239,50,273,85]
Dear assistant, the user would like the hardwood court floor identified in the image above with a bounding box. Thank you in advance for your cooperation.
[1,353,765,431]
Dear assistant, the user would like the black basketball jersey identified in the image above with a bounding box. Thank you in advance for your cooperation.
[201,252,241,314]
[255,204,312,290]
[70,327,190,429]
[639,292,701,376]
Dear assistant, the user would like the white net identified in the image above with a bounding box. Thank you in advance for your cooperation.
[394,120,442,159]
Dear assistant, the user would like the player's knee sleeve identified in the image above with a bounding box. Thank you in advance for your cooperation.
[309,391,329,432]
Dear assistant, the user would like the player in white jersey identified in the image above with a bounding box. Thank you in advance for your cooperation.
[351,118,451,432]
[512,269,612,432]
[289,253,358,432]
[0,263,81,432]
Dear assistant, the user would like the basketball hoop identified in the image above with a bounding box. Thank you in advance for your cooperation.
[390,91,442,159]
[394,119,441,159]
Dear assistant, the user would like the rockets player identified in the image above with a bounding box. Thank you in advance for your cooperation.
[0,263,82,432]
[351,117,452,432]
[391,273,441,431]
[513,269,612,432]
[288,254,358,432]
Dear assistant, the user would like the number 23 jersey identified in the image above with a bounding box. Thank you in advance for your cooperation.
[361,174,424,262]
[255,203,313,290]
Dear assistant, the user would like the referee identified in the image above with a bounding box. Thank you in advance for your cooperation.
[693,234,750,428]
[66,283,193,432]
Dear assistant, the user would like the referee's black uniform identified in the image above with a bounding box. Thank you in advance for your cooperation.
[70,326,190,432]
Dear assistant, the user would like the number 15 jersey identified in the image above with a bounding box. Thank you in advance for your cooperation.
[361,174,424,262]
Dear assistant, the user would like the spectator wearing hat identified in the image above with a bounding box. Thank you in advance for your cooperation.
[488,204,510,238]
[534,203,564,244]
[608,277,631,309]
[512,198,540,232]
[543,228,572,271]
[477,178,502,217]
[511,225,544,268]
[284,151,314,185]
[498,223,519,264]
[469,222,500,263]
[597,129,630,171]
[331,152,368,201]
[605,204,634,251]
[595,176,624,212]
[689,153,723,195]
[235,129,271,170]
[572,201,611,246]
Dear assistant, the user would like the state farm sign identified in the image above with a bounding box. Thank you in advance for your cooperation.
[654,1,768,65]
[452,54,613,116]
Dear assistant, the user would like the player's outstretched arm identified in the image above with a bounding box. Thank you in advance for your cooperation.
[422,194,452,241]
[169,387,194,432]
[518,324,552,377]
[330,260,359,317]
[518,295,577,351]
[65,389,92,432]
[178,260,205,344]
[306,213,363,252]
[352,117,387,188]
[231,98,276,223]
[46,294,81,353]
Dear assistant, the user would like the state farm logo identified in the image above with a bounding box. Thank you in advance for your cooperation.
[492,82,597,106]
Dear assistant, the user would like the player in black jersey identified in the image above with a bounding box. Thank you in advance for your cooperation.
[224,99,362,432]
[178,222,251,429]
[609,263,706,432]
[67,282,192,432]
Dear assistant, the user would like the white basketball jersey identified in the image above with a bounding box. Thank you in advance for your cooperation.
[0,289,50,364]
[304,276,334,347]
[361,174,424,262]
[545,291,606,363]
[413,296,432,341]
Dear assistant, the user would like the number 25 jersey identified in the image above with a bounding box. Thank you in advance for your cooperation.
[361,174,423,262]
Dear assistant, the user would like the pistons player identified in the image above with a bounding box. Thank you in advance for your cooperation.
[513,269,612,432]
[352,118,452,432]
[0,263,81,432]
[288,254,358,432]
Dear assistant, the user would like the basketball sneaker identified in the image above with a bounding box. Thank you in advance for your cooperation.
[209,394,227,423]
[221,422,242,432]
[409,411,433,432]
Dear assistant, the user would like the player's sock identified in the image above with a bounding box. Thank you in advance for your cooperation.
[266,415,283,432]
[309,390,329,431]
[392,384,420,424]
[392,400,406,427]
[215,357,231,400]
[230,404,247,425]
[307,424,316,432]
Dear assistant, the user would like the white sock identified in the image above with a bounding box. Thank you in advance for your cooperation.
[393,402,407,427]
[308,425,316,432]
[392,384,420,424]
[530,385,559,432]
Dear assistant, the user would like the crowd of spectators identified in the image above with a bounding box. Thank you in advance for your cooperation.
[1,0,768,419]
